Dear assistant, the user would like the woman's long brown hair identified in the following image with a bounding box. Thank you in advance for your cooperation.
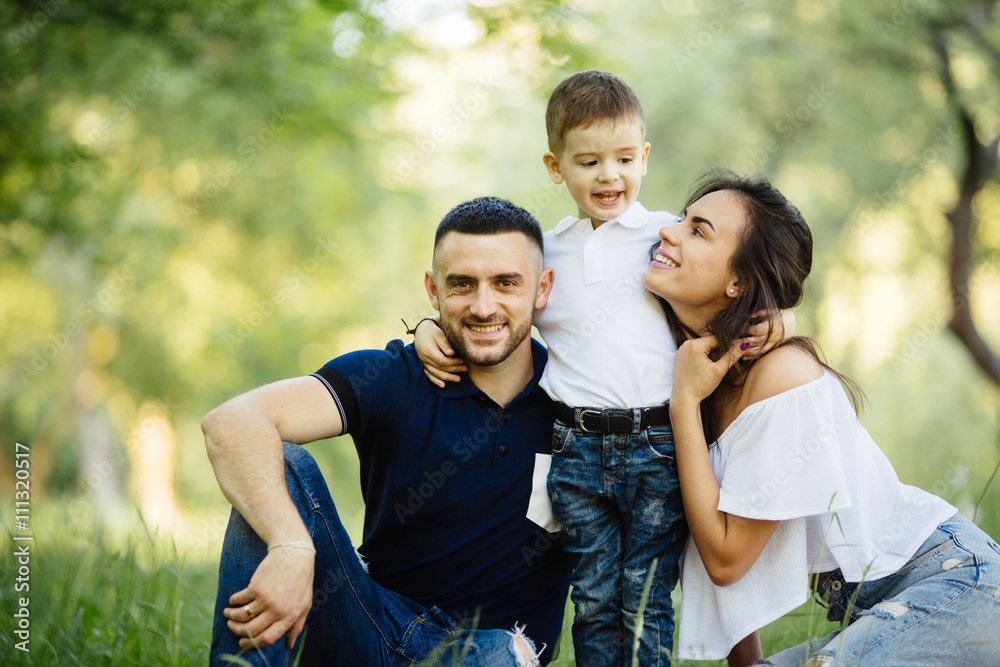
[654,168,864,442]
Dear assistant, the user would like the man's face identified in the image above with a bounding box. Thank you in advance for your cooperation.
[425,232,553,369]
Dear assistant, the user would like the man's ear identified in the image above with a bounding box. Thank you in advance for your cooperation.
[424,269,441,312]
[534,267,555,310]
[542,151,564,185]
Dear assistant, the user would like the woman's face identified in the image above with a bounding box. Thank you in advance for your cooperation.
[641,189,748,327]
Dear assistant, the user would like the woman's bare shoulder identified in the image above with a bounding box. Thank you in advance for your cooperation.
[741,343,824,406]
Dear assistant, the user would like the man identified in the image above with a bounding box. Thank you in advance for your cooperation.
[204,197,573,666]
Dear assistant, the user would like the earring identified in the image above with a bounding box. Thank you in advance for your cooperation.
[728,288,736,295]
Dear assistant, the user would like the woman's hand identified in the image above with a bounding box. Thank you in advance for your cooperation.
[672,335,745,407]
[413,317,466,388]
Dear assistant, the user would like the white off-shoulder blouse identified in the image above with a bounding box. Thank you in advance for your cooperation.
[676,370,956,661]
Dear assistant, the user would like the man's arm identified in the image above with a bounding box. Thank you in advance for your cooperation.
[202,375,344,650]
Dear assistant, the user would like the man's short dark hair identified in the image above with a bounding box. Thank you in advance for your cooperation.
[434,196,544,255]
[546,70,645,154]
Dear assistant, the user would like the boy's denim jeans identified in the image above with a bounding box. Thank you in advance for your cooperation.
[546,420,687,667]
[758,513,1000,666]
[210,442,541,667]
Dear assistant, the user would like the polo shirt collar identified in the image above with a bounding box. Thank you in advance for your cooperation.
[552,200,649,235]
[442,338,549,403]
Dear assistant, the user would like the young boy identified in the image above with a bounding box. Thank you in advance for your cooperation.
[417,71,786,666]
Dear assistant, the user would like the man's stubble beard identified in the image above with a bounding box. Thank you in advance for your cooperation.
[439,316,533,368]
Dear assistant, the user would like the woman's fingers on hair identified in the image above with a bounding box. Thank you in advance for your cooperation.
[725,340,746,366]
[693,334,718,353]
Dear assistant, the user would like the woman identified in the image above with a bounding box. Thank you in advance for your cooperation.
[642,168,1000,666]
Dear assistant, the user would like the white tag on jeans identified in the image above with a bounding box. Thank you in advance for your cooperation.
[526,453,562,533]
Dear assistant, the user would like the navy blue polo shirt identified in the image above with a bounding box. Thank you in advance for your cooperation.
[311,338,571,659]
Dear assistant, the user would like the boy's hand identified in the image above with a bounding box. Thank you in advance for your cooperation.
[741,309,796,359]
[414,317,467,388]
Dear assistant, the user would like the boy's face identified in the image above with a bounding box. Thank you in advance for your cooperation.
[543,117,650,226]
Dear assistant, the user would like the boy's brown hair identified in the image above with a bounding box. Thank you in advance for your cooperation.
[545,70,645,154]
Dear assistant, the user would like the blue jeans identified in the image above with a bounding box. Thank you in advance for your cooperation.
[758,513,1000,666]
[546,421,687,667]
[210,442,540,667]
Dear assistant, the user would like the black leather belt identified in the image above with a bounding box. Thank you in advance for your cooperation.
[554,403,671,434]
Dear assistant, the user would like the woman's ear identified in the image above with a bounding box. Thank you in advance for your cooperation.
[726,281,739,299]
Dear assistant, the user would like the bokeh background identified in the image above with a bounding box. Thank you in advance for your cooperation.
[2,0,999,664]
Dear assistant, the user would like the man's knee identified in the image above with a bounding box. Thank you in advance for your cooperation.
[802,656,834,667]
[282,441,318,469]
[509,624,540,667]
[514,635,534,665]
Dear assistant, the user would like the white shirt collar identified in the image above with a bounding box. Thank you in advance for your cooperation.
[552,200,650,235]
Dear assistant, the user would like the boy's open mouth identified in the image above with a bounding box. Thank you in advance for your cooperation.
[594,191,622,204]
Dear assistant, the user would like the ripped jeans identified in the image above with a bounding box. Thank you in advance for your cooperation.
[757,513,1000,666]
[547,421,687,667]
[210,442,540,667]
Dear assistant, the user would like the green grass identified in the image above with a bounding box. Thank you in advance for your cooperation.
[1,504,216,666]
[2,489,997,666]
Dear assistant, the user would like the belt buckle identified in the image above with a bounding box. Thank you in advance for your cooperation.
[578,409,603,433]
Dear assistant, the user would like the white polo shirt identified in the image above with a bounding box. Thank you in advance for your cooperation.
[535,201,678,408]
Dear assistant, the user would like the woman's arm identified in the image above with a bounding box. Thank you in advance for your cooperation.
[670,336,785,586]
[671,340,825,586]
[669,381,778,584]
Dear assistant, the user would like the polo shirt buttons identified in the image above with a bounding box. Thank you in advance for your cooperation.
[499,445,509,456]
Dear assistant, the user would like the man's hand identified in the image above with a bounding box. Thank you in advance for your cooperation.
[222,546,315,650]
[413,317,466,388]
